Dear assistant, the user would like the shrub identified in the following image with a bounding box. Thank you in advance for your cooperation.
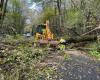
[88,42,100,59]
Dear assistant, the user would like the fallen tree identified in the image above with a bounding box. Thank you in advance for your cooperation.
[65,35,97,44]
[65,25,100,44]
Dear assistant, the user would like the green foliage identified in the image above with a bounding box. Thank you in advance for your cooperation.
[39,7,55,23]
[66,8,83,27]
[63,53,69,60]
[10,0,22,8]
[89,50,100,59]
[4,35,24,43]
[11,12,22,19]
[2,0,25,34]
[0,36,61,80]
[88,42,100,59]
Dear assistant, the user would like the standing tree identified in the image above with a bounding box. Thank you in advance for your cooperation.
[0,0,8,20]
[0,0,25,34]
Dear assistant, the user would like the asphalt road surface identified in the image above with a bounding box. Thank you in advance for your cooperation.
[58,50,100,80]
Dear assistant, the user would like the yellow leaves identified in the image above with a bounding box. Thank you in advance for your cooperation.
[0,58,5,64]
[0,58,3,64]
[63,53,70,60]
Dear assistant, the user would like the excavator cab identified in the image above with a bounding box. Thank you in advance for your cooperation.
[35,24,46,40]
[36,25,46,35]
[35,21,53,41]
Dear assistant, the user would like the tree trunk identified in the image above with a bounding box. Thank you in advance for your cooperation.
[66,35,97,44]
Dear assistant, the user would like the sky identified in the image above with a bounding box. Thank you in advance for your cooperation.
[21,0,42,24]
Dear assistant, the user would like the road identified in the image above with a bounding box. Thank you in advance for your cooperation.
[38,49,100,80]
[58,50,100,80]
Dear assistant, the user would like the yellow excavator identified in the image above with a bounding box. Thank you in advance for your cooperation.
[34,20,58,48]
[35,20,54,41]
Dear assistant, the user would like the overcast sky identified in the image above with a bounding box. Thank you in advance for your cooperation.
[20,0,42,24]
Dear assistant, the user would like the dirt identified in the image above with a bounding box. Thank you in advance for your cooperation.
[36,51,64,68]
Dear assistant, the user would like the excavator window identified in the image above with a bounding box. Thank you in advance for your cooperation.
[36,25,46,34]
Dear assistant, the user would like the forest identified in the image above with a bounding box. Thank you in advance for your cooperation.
[0,0,100,80]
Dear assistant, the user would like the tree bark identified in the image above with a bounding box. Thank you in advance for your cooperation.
[65,36,97,44]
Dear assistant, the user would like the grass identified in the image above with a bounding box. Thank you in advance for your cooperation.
[89,50,100,59]
[87,41,100,59]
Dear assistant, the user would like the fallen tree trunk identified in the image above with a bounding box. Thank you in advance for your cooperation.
[65,35,97,44]
[81,26,100,36]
